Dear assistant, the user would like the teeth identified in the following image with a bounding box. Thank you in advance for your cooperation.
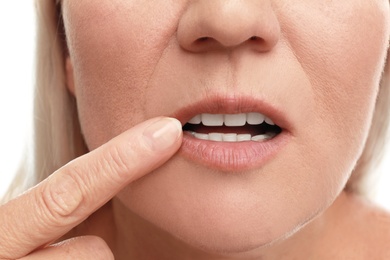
[251,135,268,141]
[188,115,201,124]
[186,113,279,142]
[224,114,246,126]
[187,113,274,126]
[237,134,251,141]
[209,133,223,141]
[264,117,275,126]
[223,133,238,142]
[189,132,275,142]
[194,133,208,140]
[201,114,224,126]
[247,112,265,125]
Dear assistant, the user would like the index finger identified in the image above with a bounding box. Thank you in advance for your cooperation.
[0,117,182,259]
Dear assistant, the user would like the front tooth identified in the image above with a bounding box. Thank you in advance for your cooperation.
[223,133,237,142]
[265,117,275,125]
[188,115,201,124]
[224,114,246,126]
[209,133,223,141]
[247,113,265,125]
[202,114,224,126]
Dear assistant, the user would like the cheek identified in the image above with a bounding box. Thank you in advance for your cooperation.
[282,1,389,166]
[63,1,183,149]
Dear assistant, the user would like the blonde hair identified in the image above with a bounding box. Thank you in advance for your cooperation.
[2,0,78,201]
[2,0,390,202]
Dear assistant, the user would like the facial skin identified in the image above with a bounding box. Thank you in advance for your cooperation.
[62,0,390,258]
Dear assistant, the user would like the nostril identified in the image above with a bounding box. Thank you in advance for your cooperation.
[197,37,210,42]
[177,1,281,53]
[248,36,266,45]
[192,35,270,52]
[192,37,222,52]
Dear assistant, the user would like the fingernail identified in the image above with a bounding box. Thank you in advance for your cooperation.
[143,118,182,151]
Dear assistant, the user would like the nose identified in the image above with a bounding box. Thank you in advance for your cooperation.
[177,0,281,53]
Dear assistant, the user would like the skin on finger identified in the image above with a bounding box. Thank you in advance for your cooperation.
[0,117,182,259]
[19,236,114,260]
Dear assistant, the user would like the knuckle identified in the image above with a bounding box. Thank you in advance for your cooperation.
[38,171,84,227]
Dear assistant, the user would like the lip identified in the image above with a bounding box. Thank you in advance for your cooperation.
[172,95,293,171]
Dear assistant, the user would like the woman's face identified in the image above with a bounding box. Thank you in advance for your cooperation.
[62,0,389,254]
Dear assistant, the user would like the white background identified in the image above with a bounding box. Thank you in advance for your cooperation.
[0,2,389,209]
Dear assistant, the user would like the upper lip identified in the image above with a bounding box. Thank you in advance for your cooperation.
[171,94,292,131]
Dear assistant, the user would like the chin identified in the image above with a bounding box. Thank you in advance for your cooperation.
[117,156,329,257]
[169,220,280,255]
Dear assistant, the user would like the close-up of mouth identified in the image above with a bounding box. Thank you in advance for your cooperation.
[182,112,282,142]
[173,96,291,171]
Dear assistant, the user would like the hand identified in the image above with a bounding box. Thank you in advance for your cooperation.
[0,117,182,259]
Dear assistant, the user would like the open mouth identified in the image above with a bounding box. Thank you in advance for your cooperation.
[182,112,282,142]
[175,96,291,170]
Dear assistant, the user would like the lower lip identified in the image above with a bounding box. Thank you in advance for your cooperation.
[179,131,291,172]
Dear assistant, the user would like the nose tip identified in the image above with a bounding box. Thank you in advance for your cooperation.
[177,0,280,53]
